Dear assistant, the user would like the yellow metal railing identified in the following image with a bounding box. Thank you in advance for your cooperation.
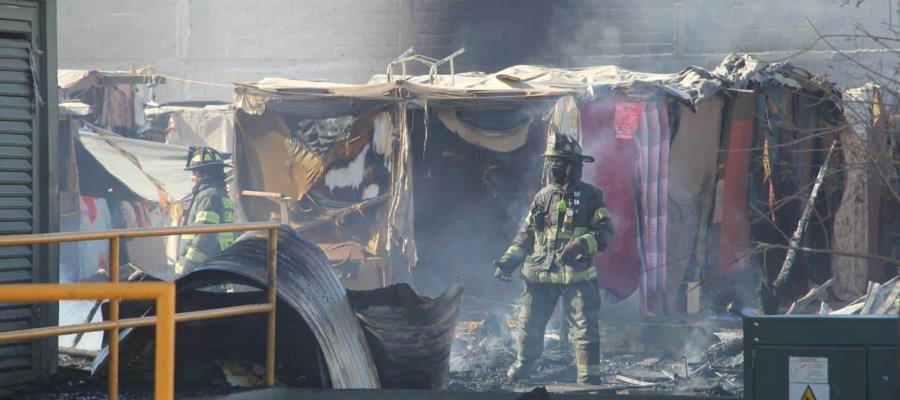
[0,222,281,400]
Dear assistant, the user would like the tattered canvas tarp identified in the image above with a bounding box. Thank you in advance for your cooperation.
[146,104,235,153]
[237,63,724,114]
[77,130,195,203]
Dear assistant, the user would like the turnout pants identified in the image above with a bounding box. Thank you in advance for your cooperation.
[516,280,602,381]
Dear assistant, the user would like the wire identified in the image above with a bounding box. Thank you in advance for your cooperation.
[161,75,235,88]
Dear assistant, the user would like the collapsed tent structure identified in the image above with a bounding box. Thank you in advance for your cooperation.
[230,54,850,316]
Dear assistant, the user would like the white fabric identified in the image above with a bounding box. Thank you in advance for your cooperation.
[158,105,234,153]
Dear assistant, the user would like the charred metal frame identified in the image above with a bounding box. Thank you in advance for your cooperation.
[386,47,466,86]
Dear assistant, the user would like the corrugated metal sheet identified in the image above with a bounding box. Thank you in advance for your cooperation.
[191,227,381,388]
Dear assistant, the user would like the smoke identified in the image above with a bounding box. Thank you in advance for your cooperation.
[409,107,547,302]
[446,0,895,89]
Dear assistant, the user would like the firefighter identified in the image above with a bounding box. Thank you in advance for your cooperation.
[493,135,613,384]
[175,147,235,276]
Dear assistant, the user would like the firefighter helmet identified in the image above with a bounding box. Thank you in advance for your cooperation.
[184,146,229,170]
[543,135,594,163]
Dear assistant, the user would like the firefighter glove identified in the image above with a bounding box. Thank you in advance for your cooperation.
[560,238,588,264]
[493,259,516,282]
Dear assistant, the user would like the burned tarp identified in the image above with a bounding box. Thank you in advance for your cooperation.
[93,226,381,389]
[232,92,399,289]
[347,283,463,389]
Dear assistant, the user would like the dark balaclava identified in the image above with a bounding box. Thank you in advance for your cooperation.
[548,157,582,188]
[195,165,227,187]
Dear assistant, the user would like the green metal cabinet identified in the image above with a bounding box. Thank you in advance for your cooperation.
[744,315,899,400]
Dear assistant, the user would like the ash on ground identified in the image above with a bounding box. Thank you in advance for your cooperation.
[447,312,743,398]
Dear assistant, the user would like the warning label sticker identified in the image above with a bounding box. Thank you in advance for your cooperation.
[790,383,829,400]
[789,356,828,384]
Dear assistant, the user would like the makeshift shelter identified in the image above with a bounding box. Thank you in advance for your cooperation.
[232,75,567,295]
[57,69,164,138]
[144,101,234,152]
[231,55,849,317]
[232,64,723,313]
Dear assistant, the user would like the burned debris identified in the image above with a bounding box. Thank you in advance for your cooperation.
[87,227,462,392]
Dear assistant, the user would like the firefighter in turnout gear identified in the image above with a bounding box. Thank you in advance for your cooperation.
[175,147,235,276]
[493,135,613,384]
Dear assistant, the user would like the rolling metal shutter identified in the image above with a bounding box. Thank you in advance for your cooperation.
[0,35,36,383]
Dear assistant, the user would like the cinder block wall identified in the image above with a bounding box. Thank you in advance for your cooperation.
[59,0,897,101]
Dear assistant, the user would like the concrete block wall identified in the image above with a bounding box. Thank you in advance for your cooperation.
[59,0,898,101]
[59,0,413,101]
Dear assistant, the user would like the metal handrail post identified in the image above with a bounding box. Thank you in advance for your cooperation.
[109,236,120,400]
[155,283,176,400]
[265,227,279,385]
